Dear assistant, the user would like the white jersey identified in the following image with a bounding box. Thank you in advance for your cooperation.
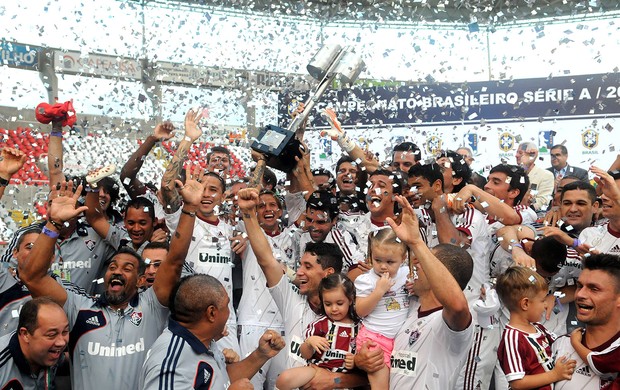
[237,228,294,328]
[389,308,474,390]
[297,228,366,273]
[579,222,620,254]
[553,334,619,390]
[165,208,236,328]
[487,204,537,237]
[268,274,321,369]
[337,212,391,255]
[355,266,410,339]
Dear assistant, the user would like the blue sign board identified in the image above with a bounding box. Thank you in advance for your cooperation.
[0,42,40,69]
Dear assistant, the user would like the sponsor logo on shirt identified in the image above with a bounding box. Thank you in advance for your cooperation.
[324,350,347,360]
[575,365,592,377]
[87,338,145,357]
[198,253,231,264]
[51,259,92,270]
[86,315,101,326]
[609,244,620,253]
[391,350,418,377]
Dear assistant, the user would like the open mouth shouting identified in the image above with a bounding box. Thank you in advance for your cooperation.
[109,276,126,292]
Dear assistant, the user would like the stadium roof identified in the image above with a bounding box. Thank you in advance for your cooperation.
[145,0,620,24]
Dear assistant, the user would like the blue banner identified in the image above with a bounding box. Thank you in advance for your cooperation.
[279,73,620,127]
[0,42,40,69]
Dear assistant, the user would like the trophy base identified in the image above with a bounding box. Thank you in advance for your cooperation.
[251,125,302,173]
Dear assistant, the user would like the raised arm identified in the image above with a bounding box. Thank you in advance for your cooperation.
[321,108,379,174]
[47,121,65,188]
[0,147,27,200]
[84,170,112,240]
[432,195,471,248]
[227,330,285,382]
[453,184,521,225]
[388,195,471,331]
[161,109,202,214]
[120,121,174,198]
[153,166,203,306]
[495,225,536,268]
[19,182,88,306]
[237,187,285,287]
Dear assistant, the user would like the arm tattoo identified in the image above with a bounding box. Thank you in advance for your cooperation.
[249,159,266,188]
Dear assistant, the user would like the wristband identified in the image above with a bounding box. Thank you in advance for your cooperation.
[50,131,63,138]
[48,219,64,231]
[337,134,356,153]
[42,226,60,239]
[0,176,9,188]
[572,239,581,248]
[511,243,523,251]
[181,209,196,217]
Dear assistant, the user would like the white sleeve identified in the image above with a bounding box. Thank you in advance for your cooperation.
[284,191,306,227]
[355,273,375,298]
[164,207,182,233]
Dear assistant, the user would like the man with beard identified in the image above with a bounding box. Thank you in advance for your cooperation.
[19,175,202,390]
[0,297,69,389]
[552,253,620,389]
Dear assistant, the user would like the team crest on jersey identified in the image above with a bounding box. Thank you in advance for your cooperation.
[285,247,293,260]
[582,129,599,150]
[287,99,300,117]
[84,239,96,251]
[129,311,142,327]
[499,132,515,152]
[425,136,442,155]
[407,329,421,346]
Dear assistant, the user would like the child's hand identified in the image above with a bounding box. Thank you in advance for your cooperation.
[344,353,355,370]
[552,355,577,381]
[570,328,583,346]
[376,272,395,294]
[305,336,330,354]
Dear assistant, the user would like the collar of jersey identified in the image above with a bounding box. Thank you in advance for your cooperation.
[168,318,214,356]
[9,332,35,376]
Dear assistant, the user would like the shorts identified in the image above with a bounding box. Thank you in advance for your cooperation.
[356,325,394,367]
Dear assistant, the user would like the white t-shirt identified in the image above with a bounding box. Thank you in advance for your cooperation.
[579,222,620,254]
[355,266,410,339]
[268,274,321,369]
[389,307,474,390]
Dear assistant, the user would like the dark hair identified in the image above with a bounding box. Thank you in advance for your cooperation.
[206,146,230,164]
[369,169,405,195]
[436,150,472,192]
[259,189,283,210]
[98,177,120,205]
[408,163,444,190]
[393,142,422,162]
[170,274,226,324]
[143,241,170,252]
[124,196,155,222]
[550,145,568,155]
[560,180,597,204]
[583,253,620,293]
[531,237,567,275]
[431,244,473,290]
[304,242,343,274]
[311,168,336,190]
[15,228,42,249]
[306,190,339,220]
[18,297,63,334]
[336,155,355,173]
[204,171,227,193]
[489,164,530,205]
[262,168,277,190]
[318,273,360,323]
[108,246,146,276]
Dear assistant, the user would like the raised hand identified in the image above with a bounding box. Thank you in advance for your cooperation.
[387,195,423,246]
[257,329,285,358]
[184,109,203,142]
[0,147,27,178]
[48,181,88,223]
[591,166,620,202]
[237,188,260,214]
[176,165,205,207]
[153,121,174,141]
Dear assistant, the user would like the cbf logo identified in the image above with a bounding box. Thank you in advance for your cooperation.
[499,132,515,152]
[425,135,442,155]
[538,130,554,151]
[464,133,478,154]
[287,99,300,117]
[582,129,599,150]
